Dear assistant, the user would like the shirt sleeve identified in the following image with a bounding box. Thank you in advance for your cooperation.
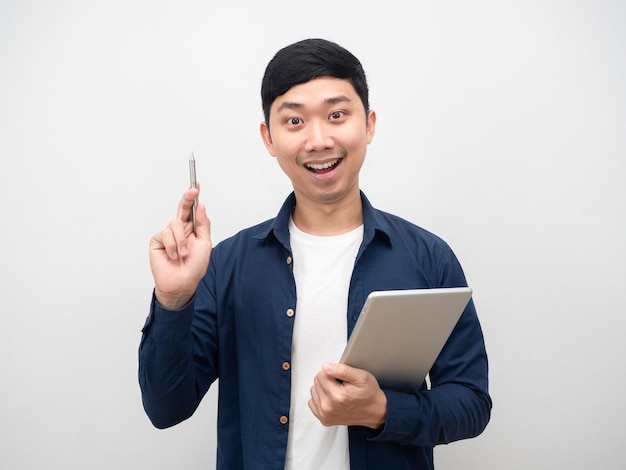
[138,261,220,429]
[368,248,492,446]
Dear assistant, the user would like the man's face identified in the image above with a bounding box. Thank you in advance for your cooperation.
[260,76,376,207]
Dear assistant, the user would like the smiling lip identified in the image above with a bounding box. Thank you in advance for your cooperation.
[305,158,341,172]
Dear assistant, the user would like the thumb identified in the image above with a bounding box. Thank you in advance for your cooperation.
[322,362,359,383]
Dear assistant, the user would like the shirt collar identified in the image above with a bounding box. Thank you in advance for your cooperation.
[252,191,392,248]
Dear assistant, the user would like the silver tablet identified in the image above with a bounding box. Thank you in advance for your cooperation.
[339,287,473,392]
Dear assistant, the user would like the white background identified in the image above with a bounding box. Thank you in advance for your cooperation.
[1,1,625,468]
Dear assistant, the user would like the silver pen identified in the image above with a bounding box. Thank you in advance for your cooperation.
[189,152,198,234]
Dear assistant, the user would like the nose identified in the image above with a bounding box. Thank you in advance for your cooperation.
[303,120,334,153]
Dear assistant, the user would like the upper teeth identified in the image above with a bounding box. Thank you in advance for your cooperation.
[307,159,339,170]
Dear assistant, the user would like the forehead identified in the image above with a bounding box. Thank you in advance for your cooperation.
[270,77,360,114]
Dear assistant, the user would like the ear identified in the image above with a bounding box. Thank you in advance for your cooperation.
[366,110,377,145]
[259,121,276,157]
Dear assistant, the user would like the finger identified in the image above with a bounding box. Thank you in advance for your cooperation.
[169,218,190,258]
[149,230,170,259]
[310,375,344,427]
[316,370,340,396]
[309,383,319,411]
[312,373,328,398]
[159,226,179,260]
[176,187,200,224]
[194,202,212,242]
[309,379,325,420]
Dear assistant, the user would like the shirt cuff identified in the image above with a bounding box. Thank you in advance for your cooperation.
[364,389,419,443]
[141,291,195,344]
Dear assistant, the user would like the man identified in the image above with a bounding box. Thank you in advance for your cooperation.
[139,38,491,469]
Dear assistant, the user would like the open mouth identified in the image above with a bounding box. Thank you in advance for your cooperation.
[305,158,341,174]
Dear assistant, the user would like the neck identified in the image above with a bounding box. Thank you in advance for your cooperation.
[291,190,363,236]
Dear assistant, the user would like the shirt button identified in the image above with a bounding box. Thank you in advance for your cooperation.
[280,415,289,425]
[286,256,293,265]
[286,308,295,317]
[282,361,290,371]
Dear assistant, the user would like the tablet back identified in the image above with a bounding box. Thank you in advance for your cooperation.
[339,287,472,392]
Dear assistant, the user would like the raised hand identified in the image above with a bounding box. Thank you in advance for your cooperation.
[149,187,212,310]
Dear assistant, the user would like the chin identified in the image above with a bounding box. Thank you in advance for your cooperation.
[316,186,357,204]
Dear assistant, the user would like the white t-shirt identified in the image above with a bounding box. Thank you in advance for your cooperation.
[284,217,364,470]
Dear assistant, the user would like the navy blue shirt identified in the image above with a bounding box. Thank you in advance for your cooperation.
[139,192,491,469]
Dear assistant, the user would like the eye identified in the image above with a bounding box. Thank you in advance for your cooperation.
[330,111,342,120]
[289,117,302,125]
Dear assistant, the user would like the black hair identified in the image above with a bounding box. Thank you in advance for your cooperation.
[261,38,369,124]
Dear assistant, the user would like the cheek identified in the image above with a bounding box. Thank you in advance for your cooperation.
[275,138,301,159]
[274,143,298,167]
[341,122,369,143]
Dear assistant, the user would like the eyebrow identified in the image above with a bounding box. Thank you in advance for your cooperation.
[275,95,352,114]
